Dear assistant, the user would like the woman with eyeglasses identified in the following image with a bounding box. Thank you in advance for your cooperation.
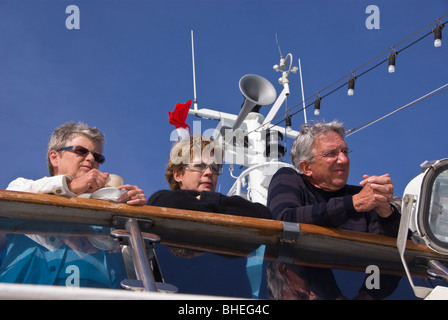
[147,135,271,298]
[0,121,145,288]
[148,135,270,219]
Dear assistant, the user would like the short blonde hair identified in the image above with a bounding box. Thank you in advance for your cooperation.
[165,135,223,190]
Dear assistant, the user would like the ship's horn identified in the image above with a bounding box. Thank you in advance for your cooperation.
[232,74,277,130]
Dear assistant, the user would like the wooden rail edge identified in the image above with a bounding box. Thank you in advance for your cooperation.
[0,189,446,275]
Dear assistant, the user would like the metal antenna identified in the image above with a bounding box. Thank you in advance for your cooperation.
[275,33,283,59]
[298,58,308,123]
[191,30,198,111]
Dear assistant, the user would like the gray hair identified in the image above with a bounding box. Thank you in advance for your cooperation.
[266,261,289,300]
[47,122,105,176]
[290,120,346,172]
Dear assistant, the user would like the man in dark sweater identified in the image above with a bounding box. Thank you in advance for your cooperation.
[267,121,401,299]
[268,121,400,234]
[267,167,400,235]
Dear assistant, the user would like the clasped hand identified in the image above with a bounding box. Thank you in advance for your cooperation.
[353,173,395,218]
[67,169,146,205]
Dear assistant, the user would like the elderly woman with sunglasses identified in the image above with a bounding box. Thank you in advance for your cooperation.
[0,122,145,288]
[148,135,270,219]
[7,121,145,204]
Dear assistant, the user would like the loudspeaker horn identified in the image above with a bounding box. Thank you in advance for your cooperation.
[232,74,277,130]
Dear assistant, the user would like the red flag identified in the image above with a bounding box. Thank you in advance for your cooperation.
[168,100,191,132]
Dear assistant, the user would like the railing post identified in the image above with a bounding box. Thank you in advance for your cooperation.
[124,218,157,292]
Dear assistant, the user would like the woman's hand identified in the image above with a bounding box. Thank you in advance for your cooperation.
[118,184,146,205]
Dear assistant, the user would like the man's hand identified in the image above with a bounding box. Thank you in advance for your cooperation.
[353,173,395,218]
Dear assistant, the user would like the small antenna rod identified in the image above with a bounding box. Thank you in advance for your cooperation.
[191,30,198,110]
[275,33,283,58]
[298,58,308,123]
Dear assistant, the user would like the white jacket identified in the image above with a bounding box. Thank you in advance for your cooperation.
[6,175,77,251]
[7,175,77,197]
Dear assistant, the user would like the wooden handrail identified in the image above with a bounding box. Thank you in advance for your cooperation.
[0,189,446,275]
[0,189,282,244]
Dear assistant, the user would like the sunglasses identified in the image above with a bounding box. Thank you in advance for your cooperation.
[183,163,223,175]
[58,145,106,164]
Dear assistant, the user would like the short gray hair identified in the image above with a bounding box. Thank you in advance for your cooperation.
[290,120,346,172]
[266,261,289,300]
[47,122,105,176]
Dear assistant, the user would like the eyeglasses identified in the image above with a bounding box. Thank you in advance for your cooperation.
[320,148,352,159]
[183,163,223,175]
[58,145,106,164]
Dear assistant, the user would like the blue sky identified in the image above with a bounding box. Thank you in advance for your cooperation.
[1,0,447,202]
[1,0,448,300]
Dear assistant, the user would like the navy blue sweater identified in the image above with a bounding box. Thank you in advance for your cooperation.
[267,167,400,236]
[267,167,402,299]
